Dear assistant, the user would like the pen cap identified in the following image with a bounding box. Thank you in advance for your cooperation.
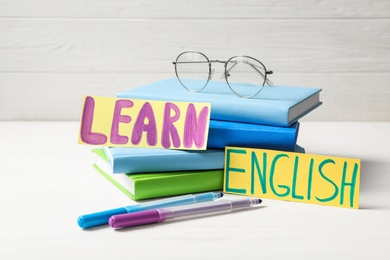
[78,207,128,229]
[231,198,262,210]
[194,192,223,203]
[109,210,163,229]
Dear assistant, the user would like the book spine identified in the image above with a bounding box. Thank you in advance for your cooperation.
[133,170,224,200]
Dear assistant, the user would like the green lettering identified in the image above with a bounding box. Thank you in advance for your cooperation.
[340,162,359,207]
[225,148,247,194]
[292,156,304,200]
[251,151,267,194]
[307,158,314,200]
[270,154,290,197]
[315,159,339,203]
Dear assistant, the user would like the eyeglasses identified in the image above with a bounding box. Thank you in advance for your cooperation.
[172,51,273,98]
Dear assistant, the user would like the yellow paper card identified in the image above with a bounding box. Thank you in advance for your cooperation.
[78,96,211,150]
[224,147,360,209]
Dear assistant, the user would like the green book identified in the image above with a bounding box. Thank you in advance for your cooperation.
[92,148,223,200]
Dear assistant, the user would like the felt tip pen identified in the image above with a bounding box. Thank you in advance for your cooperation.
[109,197,262,229]
[78,192,223,229]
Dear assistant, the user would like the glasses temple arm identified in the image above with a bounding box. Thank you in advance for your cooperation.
[226,61,274,86]
[247,63,274,85]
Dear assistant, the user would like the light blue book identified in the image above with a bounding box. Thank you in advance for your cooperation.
[103,147,225,174]
[99,145,305,174]
[116,78,322,127]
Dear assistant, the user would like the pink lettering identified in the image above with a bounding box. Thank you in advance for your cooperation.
[183,104,209,148]
[110,99,133,144]
[131,102,157,146]
[80,96,107,145]
[161,102,181,148]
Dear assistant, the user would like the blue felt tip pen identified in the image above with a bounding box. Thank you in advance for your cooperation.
[77,192,223,229]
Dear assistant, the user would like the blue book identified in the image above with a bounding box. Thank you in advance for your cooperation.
[208,120,299,151]
[103,147,225,174]
[100,142,304,175]
[101,119,299,174]
[117,78,322,127]
[92,148,224,200]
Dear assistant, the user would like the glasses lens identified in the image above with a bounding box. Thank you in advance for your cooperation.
[175,52,210,92]
[225,56,267,98]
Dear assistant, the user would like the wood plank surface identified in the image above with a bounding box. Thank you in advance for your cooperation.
[1,72,388,121]
[0,0,389,18]
[0,0,389,120]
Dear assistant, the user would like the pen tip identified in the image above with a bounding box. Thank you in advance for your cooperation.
[77,216,84,228]
[219,192,224,198]
[257,198,262,204]
[108,217,114,228]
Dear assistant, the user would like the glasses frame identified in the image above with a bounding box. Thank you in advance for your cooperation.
[172,51,273,98]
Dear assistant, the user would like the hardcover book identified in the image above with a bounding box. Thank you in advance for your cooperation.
[103,146,224,174]
[92,148,223,200]
[101,120,299,174]
[208,120,299,151]
[117,78,322,127]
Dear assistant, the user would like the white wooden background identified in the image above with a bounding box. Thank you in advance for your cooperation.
[0,0,389,121]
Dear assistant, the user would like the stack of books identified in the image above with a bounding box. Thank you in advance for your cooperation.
[92,78,322,200]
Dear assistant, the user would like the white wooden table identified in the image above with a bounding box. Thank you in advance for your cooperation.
[1,121,389,259]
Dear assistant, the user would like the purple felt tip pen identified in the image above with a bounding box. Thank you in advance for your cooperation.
[109,198,262,229]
